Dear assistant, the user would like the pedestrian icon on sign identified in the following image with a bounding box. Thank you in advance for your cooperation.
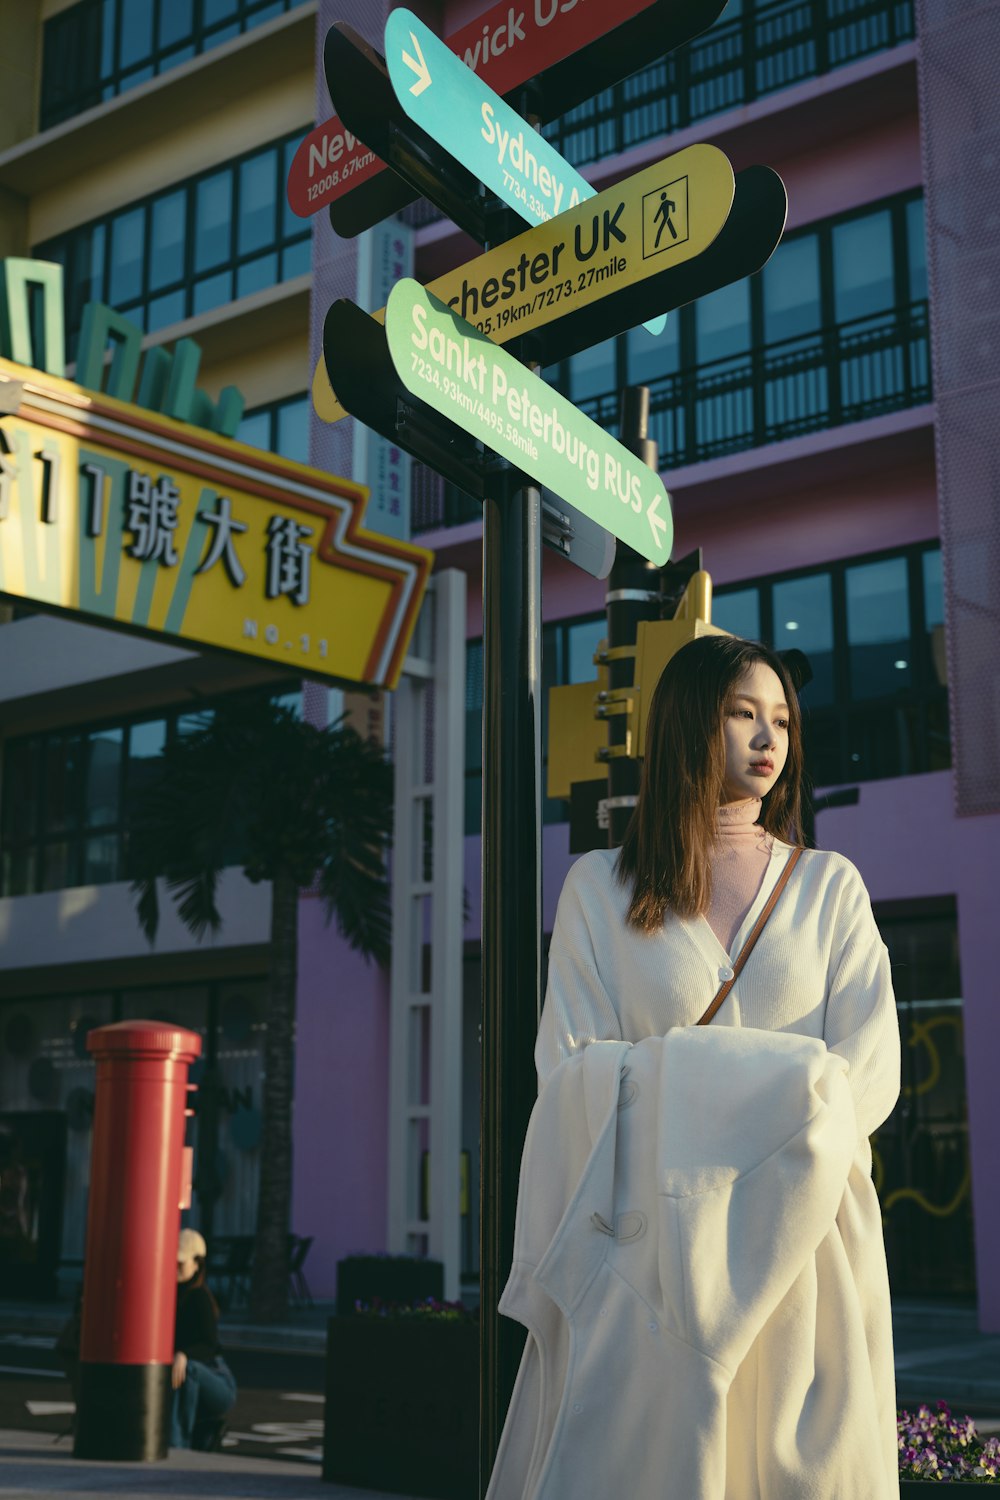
[642,176,690,259]
[653,192,678,247]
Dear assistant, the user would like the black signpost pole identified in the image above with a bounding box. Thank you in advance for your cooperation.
[480,464,540,1492]
[604,386,662,848]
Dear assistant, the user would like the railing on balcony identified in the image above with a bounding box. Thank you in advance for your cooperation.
[580,300,929,469]
[411,301,930,533]
[545,0,914,166]
[401,0,914,228]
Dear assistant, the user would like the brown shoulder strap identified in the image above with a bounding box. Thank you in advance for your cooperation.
[696,846,804,1027]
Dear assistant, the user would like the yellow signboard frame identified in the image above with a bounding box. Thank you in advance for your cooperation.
[0,358,433,690]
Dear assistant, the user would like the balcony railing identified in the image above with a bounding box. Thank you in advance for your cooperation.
[401,0,914,229]
[411,301,930,533]
[580,300,929,469]
[544,0,915,167]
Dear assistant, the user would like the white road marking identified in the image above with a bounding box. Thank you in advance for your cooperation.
[26,1400,76,1416]
[0,1365,63,1379]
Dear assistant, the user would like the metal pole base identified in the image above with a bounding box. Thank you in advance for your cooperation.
[74,1362,172,1461]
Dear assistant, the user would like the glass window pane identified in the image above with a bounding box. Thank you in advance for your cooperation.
[83,833,120,886]
[119,0,154,68]
[70,225,106,320]
[772,573,834,705]
[281,237,310,280]
[109,208,145,304]
[236,251,278,299]
[85,727,123,827]
[237,410,271,450]
[276,398,308,461]
[846,556,911,698]
[907,198,928,304]
[127,719,167,798]
[1,738,40,843]
[42,840,74,892]
[192,270,232,314]
[696,277,750,364]
[147,290,186,330]
[238,151,277,256]
[283,136,304,238]
[149,191,186,290]
[833,210,894,323]
[204,0,240,22]
[923,548,943,629]
[158,0,194,48]
[43,735,84,835]
[195,171,233,272]
[763,235,821,344]
[627,316,679,384]
[569,337,616,401]
[712,587,760,640]
[566,617,605,683]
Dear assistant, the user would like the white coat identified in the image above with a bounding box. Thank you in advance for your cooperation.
[488,841,901,1500]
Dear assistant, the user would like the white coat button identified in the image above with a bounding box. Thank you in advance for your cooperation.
[573,1403,583,1414]
[599,1307,608,1317]
[718,965,734,982]
[648,1321,658,1333]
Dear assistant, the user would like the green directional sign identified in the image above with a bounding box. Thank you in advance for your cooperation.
[385,279,673,564]
[384,8,665,339]
[315,143,736,423]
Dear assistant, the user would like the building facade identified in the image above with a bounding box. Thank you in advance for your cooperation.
[0,0,996,1327]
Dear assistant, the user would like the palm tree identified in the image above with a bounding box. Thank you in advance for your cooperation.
[128,691,394,1321]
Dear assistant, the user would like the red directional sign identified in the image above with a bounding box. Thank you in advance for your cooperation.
[287,0,658,218]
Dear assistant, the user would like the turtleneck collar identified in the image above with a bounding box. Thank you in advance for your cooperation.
[716,797,763,834]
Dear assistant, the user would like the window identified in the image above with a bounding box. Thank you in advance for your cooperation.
[236,392,309,462]
[552,191,928,475]
[0,686,301,897]
[40,0,308,130]
[541,0,914,170]
[713,542,947,789]
[872,900,974,1298]
[34,131,309,358]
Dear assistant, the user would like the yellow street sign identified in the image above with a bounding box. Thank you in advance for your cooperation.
[0,358,432,689]
[314,143,736,423]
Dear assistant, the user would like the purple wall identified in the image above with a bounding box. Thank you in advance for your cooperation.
[293,895,390,1300]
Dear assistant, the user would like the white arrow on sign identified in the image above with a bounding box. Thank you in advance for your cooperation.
[647,494,668,551]
[401,31,432,96]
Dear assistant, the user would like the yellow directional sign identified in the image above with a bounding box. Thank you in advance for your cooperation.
[0,358,432,689]
[314,143,735,422]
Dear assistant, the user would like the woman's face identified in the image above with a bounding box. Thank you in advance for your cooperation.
[721,661,790,804]
[177,1255,198,1283]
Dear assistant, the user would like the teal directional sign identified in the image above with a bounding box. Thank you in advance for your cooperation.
[385,280,673,564]
[383,8,665,337]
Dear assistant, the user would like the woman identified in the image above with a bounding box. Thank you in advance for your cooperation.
[171,1227,237,1451]
[528,634,901,1498]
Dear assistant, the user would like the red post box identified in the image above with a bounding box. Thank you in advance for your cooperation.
[74,1020,202,1461]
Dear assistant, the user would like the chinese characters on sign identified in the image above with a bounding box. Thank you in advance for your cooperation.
[111,467,316,606]
[0,358,433,689]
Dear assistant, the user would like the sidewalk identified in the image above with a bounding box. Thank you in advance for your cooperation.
[0,1428,420,1499]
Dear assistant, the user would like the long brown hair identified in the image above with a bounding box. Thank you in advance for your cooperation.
[615,635,804,932]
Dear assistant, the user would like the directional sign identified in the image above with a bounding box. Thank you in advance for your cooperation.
[287,0,724,220]
[387,8,588,225]
[384,9,665,340]
[385,280,673,564]
[314,143,741,423]
[318,0,727,237]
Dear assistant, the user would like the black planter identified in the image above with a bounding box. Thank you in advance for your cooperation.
[323,1315,477,1498]
[335,1255,444,1317]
